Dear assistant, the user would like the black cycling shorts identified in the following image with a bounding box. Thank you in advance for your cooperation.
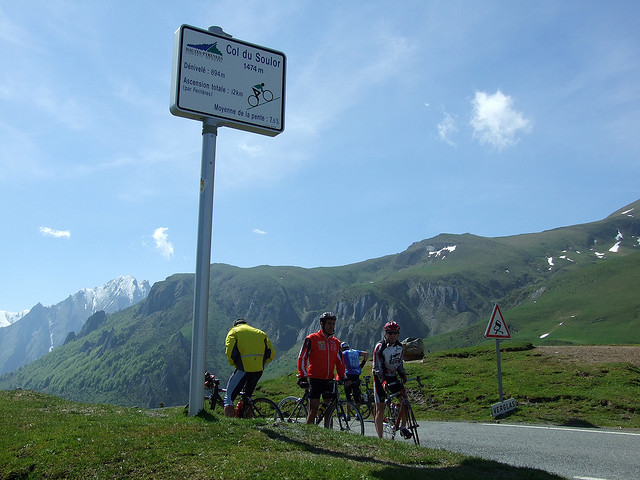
[308,378,335,400]
[344,374,362,403]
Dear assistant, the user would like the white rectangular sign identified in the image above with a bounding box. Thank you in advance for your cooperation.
[170,25,286,136]
[491,398,517,417]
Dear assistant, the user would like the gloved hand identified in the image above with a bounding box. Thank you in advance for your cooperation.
[382,380,388,391]
[297,376,309,389]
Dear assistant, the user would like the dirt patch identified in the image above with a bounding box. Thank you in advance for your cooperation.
[535,345,640,367]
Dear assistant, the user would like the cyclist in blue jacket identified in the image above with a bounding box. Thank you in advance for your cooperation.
[341,342,369,412]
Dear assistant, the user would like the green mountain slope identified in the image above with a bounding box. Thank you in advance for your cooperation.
[1,199,638,407]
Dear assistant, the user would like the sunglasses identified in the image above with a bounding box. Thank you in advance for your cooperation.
[387,331,400,335]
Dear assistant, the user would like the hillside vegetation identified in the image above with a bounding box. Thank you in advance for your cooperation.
[0,200,638,408]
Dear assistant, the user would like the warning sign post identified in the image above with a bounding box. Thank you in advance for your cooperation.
[484,304,517,417]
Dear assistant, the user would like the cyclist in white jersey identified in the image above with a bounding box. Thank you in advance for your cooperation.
[372,321,411,439]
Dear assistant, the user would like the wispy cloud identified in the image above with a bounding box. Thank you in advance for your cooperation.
[39,226,70,238]
[152,227,174,259]
[470,90,532,150]
[252,229,267,235]
[437,108,457,147]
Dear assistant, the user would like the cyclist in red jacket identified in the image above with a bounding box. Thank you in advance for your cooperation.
[297,312,346,424]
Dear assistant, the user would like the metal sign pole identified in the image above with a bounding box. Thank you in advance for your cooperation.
[496,339,504,402]
[188,117,218,416]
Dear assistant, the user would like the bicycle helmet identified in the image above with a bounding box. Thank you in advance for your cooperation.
[341,341,350,350]
[319,311,336,324]
[384,321,400,333]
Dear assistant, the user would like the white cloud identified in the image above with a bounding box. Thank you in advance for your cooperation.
[153,227,174,259]
[39,226,70,238]
[437,109,457,147]
[470,90,531,150]
[252,229,267,235]
[239,142,264,157]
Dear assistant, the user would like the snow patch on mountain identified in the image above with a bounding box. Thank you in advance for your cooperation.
[0,310,28,328]
[428,245,457,257]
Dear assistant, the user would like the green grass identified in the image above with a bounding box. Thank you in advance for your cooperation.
[1,390,564,480]
[416,344,640,427]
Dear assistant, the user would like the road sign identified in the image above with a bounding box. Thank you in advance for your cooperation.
[491,398,517,417]
[170,25,286,136]
[484,304,511,339]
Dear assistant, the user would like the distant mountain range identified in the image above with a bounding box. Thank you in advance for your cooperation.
[0,276,150,375]
[0,199,638,408]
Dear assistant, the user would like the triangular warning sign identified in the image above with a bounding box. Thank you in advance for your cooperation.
[484,304,511,339]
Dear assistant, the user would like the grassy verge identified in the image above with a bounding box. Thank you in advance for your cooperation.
[1,389,563,480]
[258,343,640,429]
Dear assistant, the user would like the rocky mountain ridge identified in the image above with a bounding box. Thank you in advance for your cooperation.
[0,276,150,375]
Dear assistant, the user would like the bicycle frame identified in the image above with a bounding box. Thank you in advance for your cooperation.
[204,372,224,412]
[358,376,375,419]
[278,381,364,434]
[204,371,283,421]
[382,377,421,445]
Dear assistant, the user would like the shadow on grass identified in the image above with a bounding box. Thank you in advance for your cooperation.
[559,418,600,428]
[259,426,564,480]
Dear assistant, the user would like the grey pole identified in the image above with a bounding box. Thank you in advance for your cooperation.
[188,117,218,416]
[496,339,504,402]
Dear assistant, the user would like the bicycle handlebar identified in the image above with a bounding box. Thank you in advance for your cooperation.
[406,376,423,388]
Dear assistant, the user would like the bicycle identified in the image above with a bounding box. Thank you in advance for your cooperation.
[248,88,273,107]
[356,375,375,420]
[381,376,422,445]
[204,371,284,421]
[278,380,365,435]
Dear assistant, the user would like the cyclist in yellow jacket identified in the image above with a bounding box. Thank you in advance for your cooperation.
[224,318,275,417]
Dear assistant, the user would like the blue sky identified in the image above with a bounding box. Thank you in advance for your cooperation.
[1,1,639,312]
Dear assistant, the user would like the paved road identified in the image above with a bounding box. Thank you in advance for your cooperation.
[363,420,640,480]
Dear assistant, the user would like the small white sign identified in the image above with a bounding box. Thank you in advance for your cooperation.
[170,25,286,136]
[491,398,517,417]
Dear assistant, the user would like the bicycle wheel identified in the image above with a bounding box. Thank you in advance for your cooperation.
[358,399,372,419]
[248,397,284,421]
[327,400,365,435]
[262,89,274,102]
[248,95,259,107]
[278,396,307,423]
[404,401,420,445]
[382,401,400,441]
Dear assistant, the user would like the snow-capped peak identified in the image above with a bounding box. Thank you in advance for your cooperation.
[73,275,151,314]
[0,310,29,328]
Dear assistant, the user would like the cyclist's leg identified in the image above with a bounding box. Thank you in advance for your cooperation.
[382,400,400,440]
[224,369,246,417]
[241,371,262,398]
[307,378,328,424]
[322,396,335,428]
[320,381,337,428]
[373,375,385,438]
